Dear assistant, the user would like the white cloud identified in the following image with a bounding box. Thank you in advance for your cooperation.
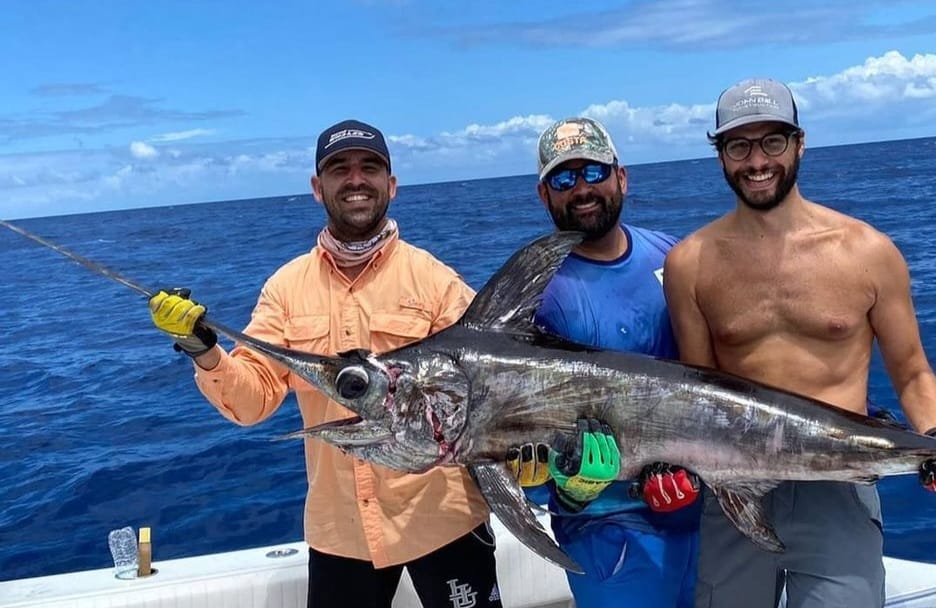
[151,128,216,142]
[454,115,553,139]
[461,50,936,156]
[129,141,159,159]
[796,51,936,106]
[102,164,135,189]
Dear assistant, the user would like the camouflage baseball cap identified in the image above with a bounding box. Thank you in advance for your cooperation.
[713,78,799,136]
[537,117,618,180]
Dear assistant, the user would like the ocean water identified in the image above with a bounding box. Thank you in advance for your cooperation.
[2,136,936,583]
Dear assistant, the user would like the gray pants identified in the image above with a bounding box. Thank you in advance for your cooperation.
[695,481,884,608]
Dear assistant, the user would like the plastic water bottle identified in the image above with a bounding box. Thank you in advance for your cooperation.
[108,526,138,580]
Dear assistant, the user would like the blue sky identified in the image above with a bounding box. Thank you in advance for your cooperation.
[2,0,936,219]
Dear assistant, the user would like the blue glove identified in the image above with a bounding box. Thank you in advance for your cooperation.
[548,418,620,512]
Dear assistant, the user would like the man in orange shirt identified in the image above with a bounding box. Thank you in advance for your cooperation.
[148,119,502,607]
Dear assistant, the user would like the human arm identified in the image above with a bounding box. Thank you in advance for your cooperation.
[866,234,936,434]
[149,284,291,425]
[663,240,717,367]
[430,274,475,334]
[865,233,936,491]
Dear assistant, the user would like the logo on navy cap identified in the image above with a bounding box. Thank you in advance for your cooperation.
[326,129,376,148]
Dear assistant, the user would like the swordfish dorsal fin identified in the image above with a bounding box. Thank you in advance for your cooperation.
[459,231,584,335]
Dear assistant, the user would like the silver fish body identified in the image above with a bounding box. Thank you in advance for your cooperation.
[429,329,933,486]
[296,325,932,483]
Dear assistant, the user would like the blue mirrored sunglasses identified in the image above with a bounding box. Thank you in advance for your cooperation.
[546,162,613,192]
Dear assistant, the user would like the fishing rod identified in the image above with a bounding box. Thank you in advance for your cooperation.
[0,219,245,342]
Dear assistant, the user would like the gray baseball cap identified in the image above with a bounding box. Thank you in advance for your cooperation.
[537,117,618,180]
[712,78,799,136]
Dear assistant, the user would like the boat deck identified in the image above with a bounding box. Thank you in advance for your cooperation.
[2,514,934,607]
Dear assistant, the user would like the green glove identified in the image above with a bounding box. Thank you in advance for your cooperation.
[549,418,620,511]
[149,288,218,357]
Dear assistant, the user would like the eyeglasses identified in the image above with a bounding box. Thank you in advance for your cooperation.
[545,162,613,192]
[721,132,798,162]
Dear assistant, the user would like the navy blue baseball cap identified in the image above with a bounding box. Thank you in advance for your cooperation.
[315,119,391,174]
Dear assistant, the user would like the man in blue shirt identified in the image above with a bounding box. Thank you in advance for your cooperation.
[507,117,701,607]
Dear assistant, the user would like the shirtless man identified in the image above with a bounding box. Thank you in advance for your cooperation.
[663,78,936,608]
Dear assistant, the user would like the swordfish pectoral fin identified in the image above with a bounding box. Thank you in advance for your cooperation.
[468,462,585,574]
[711,481,785,552]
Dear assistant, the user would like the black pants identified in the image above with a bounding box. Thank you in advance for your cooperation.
[307,523,503,608]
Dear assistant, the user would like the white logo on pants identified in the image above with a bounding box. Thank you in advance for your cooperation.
[447,578,478,607]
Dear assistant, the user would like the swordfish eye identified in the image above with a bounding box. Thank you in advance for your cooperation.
[336,366,370,399]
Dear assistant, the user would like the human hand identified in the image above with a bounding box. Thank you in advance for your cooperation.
[149,288,217,357]
[921,460,936,492]
[548,418,620,511]
[506,443,551,487]
[635,462,701,512]
[921,429,936,492]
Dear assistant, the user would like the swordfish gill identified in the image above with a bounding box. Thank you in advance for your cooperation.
[4,221,936,574]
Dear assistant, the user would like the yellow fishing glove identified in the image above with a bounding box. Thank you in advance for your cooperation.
[149,288,217,357]
[506,442,552,487]
[549,418,620,512]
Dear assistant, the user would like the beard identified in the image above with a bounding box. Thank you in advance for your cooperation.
[324,184,390,240]
[547,183,624,240]
[724,154,800,212]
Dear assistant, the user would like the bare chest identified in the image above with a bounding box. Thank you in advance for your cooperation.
[696,239,875,345]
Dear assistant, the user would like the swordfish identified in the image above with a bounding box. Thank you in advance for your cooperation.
[270,231,936,572]
[4,221,936,574]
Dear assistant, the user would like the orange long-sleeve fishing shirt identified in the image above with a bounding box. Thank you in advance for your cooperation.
[192,234,489,566]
